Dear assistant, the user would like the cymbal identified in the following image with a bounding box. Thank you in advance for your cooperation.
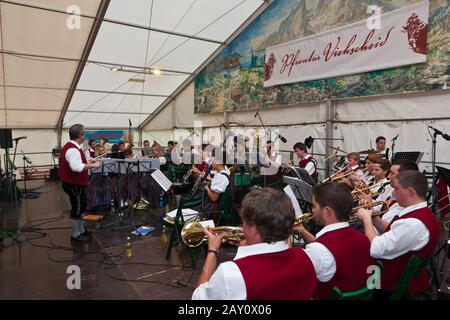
[329,146,347,154]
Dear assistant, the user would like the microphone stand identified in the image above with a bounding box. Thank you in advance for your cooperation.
[255,113,270,187]
[390,135,398,162]
[431,131,438,213]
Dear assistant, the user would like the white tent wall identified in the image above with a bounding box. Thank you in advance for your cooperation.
[0,129,58,168]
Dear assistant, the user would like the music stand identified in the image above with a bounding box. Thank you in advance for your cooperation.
[392,152,423,165]
[289,166,317,187]
[282,176,313,204]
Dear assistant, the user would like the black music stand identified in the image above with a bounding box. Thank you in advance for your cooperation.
[282,176,313,205]
[392,152,423,165]
[289,166,317,187]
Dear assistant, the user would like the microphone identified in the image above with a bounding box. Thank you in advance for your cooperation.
[429,126,450,141]
[391,134,399,141]
[12,136,27,141]
[277,133,287,143]
[221,123,230,130]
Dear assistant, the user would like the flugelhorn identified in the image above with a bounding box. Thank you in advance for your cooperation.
[320,167,355,184]
[351,184,385,201]
[181,221,244,247]
[293,200,393,226]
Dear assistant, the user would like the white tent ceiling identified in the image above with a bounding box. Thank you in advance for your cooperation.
[0,0,266,129]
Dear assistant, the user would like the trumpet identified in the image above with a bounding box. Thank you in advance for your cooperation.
[294,200,393,225]
[181,221,244,247]
[351,184,385,201]
[320,167,355,184]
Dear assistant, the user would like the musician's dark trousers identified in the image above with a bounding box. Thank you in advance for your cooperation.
[62,182,87,237]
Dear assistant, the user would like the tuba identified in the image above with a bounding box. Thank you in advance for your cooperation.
[181,221,244,247]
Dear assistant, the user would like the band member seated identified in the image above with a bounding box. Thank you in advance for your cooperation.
[190,144,212,178]
[262,140,282,174]
[117,141,126,159]
[293,142,318,180]
[192,188,317,300]
[363,152,382,183]
[369,159,393,209]
[355,171,440,299]
[163,141,175,163]
[85,139,97,160]
[141,140,153,158]
[376,136,389,159]
[94,145,107,158]
[381,160,419,223]
[340,152,363,189]
[293,183,374,299]
[203,158,230,218]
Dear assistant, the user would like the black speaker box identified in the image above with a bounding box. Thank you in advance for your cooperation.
[0,129,12,149]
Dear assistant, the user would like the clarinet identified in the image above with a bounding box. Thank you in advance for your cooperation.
[187,164,213,199]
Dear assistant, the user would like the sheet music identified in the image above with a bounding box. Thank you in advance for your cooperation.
[151,169,172,191]
[284,185,302,214]
[166,208,199,222]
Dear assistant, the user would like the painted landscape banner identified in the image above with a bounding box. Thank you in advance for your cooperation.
[264,1,429,87]
[194,0,450,114]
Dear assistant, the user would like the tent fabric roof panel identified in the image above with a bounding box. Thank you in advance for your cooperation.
[5,87,68,110]
[6,109,61,126]
[68,91,166,115]
[1,0,102,127]
[1,2,94,60]
[63,0,266,129]
[22,0,101,16]
[4,55,79,89]
[64,111,150,128]
[77,63,190,96]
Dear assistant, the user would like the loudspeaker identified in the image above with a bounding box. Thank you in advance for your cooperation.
[0,129,12,149]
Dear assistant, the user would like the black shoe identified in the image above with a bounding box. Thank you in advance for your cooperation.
[71,235,92,242]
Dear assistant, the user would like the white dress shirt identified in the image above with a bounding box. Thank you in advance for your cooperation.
[192,241,289,300]
[210,169,230,193]
[371,178,393,213]
[85,148,94,161]
[301,154,316,176]
[304,222,349,282]
[65,141,85,173]
[381,201,404,223]
[261,151,282,176]
[370,202,430,260]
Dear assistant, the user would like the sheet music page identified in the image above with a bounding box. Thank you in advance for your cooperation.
[151,169,172,191]
[284,185,302,214]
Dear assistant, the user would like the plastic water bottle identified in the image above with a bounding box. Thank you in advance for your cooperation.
[125,236,132,259]
[161,226,168,245]
[159,193,165,208]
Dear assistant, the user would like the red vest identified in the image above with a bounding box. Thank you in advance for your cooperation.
[234,247,317,300]
[299,156,317,177]
[89,150,95,158]
[58,142,89,186]
[380,207,439,294]
[314,227,374,299]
